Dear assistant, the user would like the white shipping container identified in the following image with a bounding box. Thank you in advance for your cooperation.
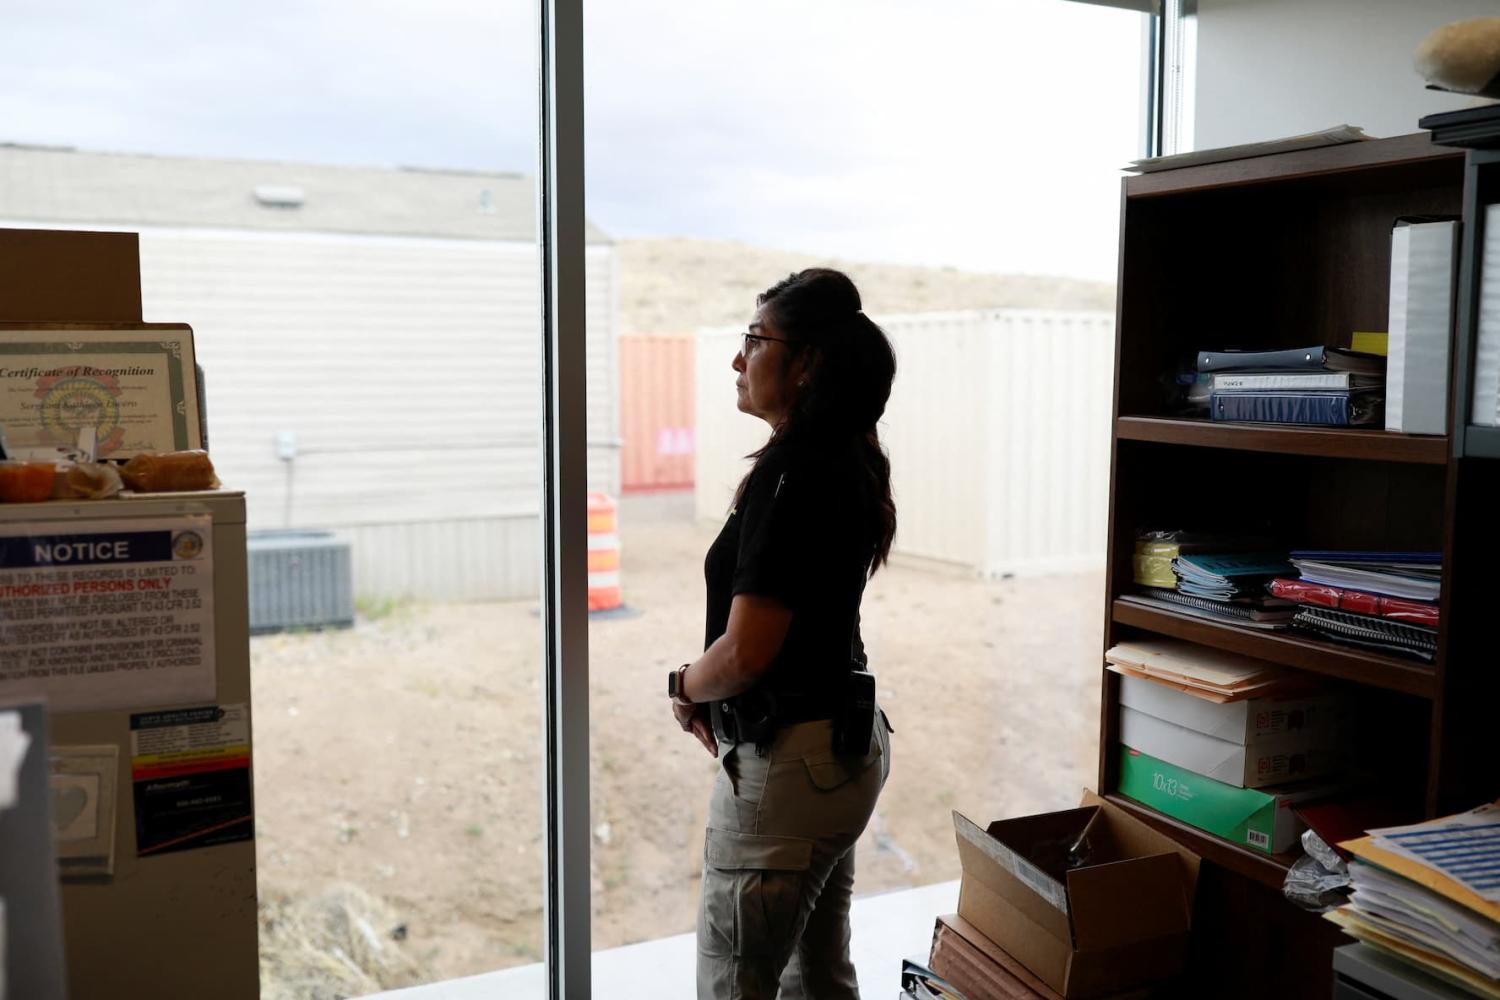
[695,309,1114,577]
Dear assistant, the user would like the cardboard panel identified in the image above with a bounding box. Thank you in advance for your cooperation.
[1082,792,1202,892]
[1065,853,1190,951]
[984,806,1102,915]
[1066,934,1189,999]
[0,229,141,322]
[957,876,1072,993]
[955,810,1076,938]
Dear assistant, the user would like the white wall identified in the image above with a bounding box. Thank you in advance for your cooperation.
[1193,0,1497,150]
[695,309,1115,577]
[125,227,617,601]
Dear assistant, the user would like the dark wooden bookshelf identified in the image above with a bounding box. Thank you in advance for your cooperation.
[1115,416,1450,465]
[1111,599,1437,698]
[1098,134,1498,999]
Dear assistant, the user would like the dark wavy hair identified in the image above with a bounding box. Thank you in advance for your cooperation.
[736,268,898,574]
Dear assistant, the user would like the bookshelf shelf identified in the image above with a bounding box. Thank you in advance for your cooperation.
[1103,793,1296,889]
[1115,416,1449,465]
[1110,600,1437,698]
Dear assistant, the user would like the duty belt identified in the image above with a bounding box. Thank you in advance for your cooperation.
[711,690,841,744]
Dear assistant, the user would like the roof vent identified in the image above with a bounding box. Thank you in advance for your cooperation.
[253,184,305,208]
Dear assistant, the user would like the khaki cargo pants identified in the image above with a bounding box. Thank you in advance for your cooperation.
[696,708,892,999]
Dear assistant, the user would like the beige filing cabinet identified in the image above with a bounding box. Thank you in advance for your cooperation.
[0,491,257,999]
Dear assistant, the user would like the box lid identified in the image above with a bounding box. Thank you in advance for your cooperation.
[954,809,1078,939]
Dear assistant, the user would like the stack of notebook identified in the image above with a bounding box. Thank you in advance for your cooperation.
[1122,549,1296,629]
[1130,530,1272,590]
[1197,345,1387,426]
[1272,551,1441,660]
[1326,805,1500,997]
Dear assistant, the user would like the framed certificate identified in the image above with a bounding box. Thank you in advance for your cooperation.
[0,324,201,459]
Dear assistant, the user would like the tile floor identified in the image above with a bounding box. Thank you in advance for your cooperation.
[369,879,960,999]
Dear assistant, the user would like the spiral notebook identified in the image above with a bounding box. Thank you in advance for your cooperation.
[1292,606,1438,660]
[1124,587,1294,629]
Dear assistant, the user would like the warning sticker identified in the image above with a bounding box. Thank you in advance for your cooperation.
[130,704,253,857]
[0,515,215,713]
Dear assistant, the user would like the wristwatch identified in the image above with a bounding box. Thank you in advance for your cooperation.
[668,663,693,706]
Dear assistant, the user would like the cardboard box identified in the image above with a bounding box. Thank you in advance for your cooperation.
[1118,705,1343,788]
[1116,672,1347,744]
[0,228,142,322]
[1116,745,1334,854]
[952,792,1200,999]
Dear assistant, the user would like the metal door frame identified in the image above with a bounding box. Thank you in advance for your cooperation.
[538,0,590,995]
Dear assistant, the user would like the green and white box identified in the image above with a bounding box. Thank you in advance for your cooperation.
[1116,745,1333,854]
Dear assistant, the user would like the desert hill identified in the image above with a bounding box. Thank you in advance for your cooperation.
[617,237,1115,334]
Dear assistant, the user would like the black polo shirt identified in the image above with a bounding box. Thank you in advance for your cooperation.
[703,439,873,704]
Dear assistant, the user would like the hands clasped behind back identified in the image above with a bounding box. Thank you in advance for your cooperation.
[674,701,718,757]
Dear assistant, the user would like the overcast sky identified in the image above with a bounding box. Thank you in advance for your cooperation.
[0,0,1141,281]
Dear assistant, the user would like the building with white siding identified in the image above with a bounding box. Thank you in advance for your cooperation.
[0,143,618,602]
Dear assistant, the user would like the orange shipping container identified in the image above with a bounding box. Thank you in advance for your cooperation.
[619,335,695,492]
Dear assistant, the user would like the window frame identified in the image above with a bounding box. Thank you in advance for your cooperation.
[538,0,591,996]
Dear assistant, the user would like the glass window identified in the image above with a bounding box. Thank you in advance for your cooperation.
[2,3,559,995]
[585,0,1142,991]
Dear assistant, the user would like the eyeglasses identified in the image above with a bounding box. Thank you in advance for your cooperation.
[742,324,797,355]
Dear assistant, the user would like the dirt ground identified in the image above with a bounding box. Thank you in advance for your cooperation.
[251,492,1103,992]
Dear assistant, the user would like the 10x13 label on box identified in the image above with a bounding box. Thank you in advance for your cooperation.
[0,515,215,713]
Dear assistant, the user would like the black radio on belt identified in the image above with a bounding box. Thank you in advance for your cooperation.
[832,669,876,756]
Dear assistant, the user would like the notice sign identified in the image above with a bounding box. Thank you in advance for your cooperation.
[0,515,215,713]
[130,704,252,857]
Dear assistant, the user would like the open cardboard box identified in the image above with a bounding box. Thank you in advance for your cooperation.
[952,791,1201,999]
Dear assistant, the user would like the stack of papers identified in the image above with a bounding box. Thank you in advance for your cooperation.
[1105,639,1288,702]
[1291,551,1442,602]
[1371,806,1500,903]
[1328,805,1500,998]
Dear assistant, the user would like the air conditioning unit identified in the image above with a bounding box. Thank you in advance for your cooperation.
[246,530,354,634]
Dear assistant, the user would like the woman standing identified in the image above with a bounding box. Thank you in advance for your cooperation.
[667,268,898,999]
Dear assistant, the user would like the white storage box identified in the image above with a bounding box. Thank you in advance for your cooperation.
[1119,706,1344,788]
[1117,672,1348,745]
